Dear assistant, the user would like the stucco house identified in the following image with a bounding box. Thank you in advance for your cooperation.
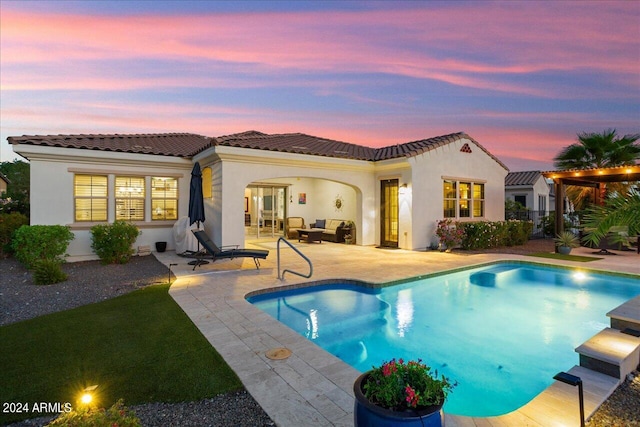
[10,130,508,260]
[505,170,551,237]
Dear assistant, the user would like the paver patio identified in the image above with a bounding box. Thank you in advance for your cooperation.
[155,242,639,427]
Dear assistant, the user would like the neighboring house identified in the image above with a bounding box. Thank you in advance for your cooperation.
[0,172,8,195]
[505,170,551,236]
[10,131,508,260]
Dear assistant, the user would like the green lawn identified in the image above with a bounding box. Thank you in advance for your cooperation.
[0,284,242,425]
[527,251,602,262]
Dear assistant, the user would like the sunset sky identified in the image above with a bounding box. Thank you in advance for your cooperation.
[1,0,638,170]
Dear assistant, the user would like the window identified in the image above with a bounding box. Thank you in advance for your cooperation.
[74,175,107,221]
[443,179,485,219]
[443,180,457,218]
[202,167,212,199]
[115,176,145,221]
[514,195,527,208]
[151,177,178,220]
[473,183,485,217]
[459,182,471,217]
[538,195,546,212]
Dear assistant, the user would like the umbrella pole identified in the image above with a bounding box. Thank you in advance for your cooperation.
[188,221,209,266]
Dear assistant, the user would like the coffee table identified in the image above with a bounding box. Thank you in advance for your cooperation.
[296,228,323,243]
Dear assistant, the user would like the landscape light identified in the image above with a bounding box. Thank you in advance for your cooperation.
[553,372,584,427]
[79,385,98,406]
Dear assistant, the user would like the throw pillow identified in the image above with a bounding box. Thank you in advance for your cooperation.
[315,219,326,229]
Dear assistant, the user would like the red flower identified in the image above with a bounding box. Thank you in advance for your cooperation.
[405,385,419,407]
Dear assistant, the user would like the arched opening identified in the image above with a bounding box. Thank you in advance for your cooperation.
[244,177,360,245]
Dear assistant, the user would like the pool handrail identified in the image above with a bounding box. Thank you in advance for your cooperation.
[277,237,313,280]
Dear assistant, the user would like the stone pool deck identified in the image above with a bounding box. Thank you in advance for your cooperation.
[156,242,639,426]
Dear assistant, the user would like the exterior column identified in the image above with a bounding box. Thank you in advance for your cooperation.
[554,179,564,252]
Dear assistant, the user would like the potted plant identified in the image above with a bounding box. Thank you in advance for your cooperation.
[354,358,455,427]
[554,231,580,254]
[344,233,353,245]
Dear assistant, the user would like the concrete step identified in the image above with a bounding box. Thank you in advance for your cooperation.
[607,295,640,331]
[575,327,640,380]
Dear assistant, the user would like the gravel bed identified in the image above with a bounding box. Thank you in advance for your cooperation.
[586,373,640,427]
[1,255,274,427]
[2,245,638,426]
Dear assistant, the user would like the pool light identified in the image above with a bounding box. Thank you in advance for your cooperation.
[573,272,586,281]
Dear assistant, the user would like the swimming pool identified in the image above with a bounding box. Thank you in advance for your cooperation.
[247,262,640,417]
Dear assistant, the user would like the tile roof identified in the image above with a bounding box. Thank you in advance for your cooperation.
[216,131,376,161]
[505,171,544,186]
[9,130,509,170]
[8,133,213,158]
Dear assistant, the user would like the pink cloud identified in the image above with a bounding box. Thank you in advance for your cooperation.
[1,2,637,96]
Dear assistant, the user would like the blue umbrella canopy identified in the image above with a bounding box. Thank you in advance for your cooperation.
[188,162,205,226]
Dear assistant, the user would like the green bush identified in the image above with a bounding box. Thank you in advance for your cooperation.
[0,212,29,257]
[33,259,68,285]
[47,399,141,426]
[90,221,140,264]
[12,225,74,268]
[459,220,533,249]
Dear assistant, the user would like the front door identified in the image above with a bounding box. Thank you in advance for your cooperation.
[380,179,399,248]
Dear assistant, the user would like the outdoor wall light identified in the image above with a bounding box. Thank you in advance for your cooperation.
[553,372,584,427]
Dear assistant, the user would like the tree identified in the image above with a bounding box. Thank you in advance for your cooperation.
[582,189,640,247]
[553,129,640,170]
[553,129,640,210]
[0,160,30,216]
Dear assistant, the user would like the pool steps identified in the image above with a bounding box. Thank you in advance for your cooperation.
[575,327,640,380]
[572,296,640,384]
[607,294,640,331]
[498,297,640,427]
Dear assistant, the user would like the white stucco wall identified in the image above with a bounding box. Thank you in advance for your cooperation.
[408,138,508,250]
[195,146,375,247]
[16,134,508,259]
[505,176,551,213]
[18,145,192,261]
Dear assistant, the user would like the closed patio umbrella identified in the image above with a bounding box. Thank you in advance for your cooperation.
[189,162,205,226]
[188,162,207,264]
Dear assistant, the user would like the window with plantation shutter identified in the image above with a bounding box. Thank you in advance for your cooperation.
[151,177,178,220]
[115,176,145,221]
[74,175,107,221]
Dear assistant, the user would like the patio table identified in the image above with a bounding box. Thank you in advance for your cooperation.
[296,228,323,243]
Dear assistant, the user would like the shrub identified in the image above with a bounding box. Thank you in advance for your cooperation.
[0,212,28,257]
[47,399,141,426]
[90,221,140,264]
[12,225,74,268]
[459,220,533,250]
[435,219,464,251]
[32,259,68,285]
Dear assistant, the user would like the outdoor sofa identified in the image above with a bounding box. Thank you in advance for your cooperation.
[310,219,350,243]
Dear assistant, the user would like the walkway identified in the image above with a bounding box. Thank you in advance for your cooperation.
[155,242,639,427]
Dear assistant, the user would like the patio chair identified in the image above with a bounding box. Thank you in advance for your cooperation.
[285,217,305,239]
[191,230,269,270]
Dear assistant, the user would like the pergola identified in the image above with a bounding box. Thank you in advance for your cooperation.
[541,164,640,240]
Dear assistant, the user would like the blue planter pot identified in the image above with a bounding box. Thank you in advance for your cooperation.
[353,373,444,427]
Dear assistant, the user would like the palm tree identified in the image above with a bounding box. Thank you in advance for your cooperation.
[553,129,640,209]
[553,129,640,170]
[582,189,640,247]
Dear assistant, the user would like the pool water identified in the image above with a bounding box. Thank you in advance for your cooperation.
[247,263,640,417]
